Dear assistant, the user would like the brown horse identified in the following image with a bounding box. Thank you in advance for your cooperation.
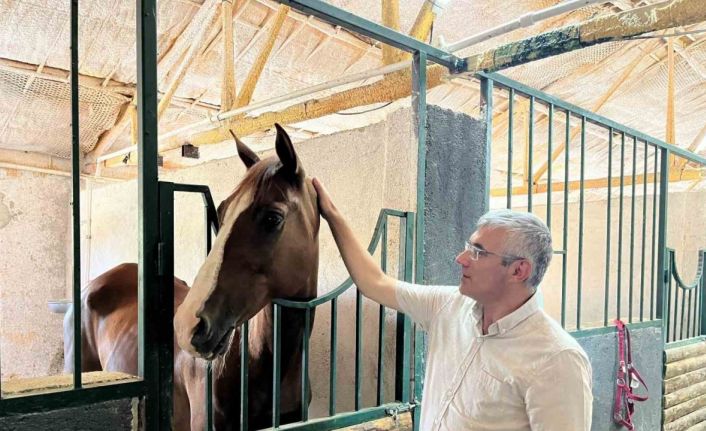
[64,124,320,430]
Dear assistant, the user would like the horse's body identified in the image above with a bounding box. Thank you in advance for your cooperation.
[64,125,319,430]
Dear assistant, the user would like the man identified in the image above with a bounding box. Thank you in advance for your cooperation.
[312,177,593,431]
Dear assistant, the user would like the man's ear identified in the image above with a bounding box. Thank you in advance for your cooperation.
[511,260,532,284]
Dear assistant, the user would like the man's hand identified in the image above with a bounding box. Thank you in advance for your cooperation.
[312,177,338,221]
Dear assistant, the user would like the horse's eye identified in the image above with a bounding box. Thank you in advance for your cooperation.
[263,212,284,230]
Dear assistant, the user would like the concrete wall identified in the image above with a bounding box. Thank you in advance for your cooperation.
[0,170,70,380]
[423,106,487,285]
[0,398,135,430]
[574,322,662,431]
[83,107,418,418]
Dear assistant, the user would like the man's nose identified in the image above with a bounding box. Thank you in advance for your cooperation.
[456,251,470,266]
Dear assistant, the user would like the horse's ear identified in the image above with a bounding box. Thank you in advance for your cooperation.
[274,123,301,179]
[229,129,259,169]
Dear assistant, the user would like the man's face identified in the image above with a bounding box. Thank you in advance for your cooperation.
[455,227,513,302]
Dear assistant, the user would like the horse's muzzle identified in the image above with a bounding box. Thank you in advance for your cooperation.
[191,319,234,359]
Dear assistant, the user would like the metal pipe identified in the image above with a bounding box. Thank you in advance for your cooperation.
[604,129,613,327]
[444,0,603,53]
[70,0,82,391]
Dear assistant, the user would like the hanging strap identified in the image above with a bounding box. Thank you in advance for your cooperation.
[613,319,649,430]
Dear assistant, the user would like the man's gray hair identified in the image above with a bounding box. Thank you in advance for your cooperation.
[476,209,553,288]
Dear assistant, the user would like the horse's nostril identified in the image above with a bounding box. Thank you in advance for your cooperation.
[191,318,210,348]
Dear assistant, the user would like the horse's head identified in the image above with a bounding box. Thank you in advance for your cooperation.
[174,124,320,359]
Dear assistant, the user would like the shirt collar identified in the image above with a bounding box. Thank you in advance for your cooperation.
[471,293,540,336]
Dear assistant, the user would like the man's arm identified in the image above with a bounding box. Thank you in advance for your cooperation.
[313,178,400,310]
[525,349,593,430]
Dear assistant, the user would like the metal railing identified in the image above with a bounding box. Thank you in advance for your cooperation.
[665,249,706,345]
[479,72,706,332]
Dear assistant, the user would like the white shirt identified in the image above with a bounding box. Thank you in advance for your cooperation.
[396,281,593,431]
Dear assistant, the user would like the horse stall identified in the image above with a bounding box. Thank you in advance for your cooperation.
[3,1,706,431]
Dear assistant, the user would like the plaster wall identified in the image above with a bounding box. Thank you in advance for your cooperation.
[0,171,70,379]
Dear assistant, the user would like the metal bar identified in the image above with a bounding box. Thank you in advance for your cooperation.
[205,189,215,431]
[276,402,413,431]
[640,141,648,322]
[507,88,514,209]
[650,147,658,320]
[483,72,706,166]
[666,250,673,342]
[482,76,493,214]
[617,133,625,320]
[272,304,282,428]
[377,223,387,406]
[273,0,466,72]
[377,303,385,406]
[673,262,679,341]
[70,0,82,391]
[301,308,311,421]
[136,0,160,427]
[355,290,363,411]
[395,212,414,404]
[240,322,249,431]
[656,149,669,321]
[413,324,425,430]
[329,298,338,416]
[561,110,570,328]
[604,129,613,327]
[629,137,637,323]
[576,116,585,330]
[701,252,706,336]
[687,289,692,340]
[547,103,553,227]
[0,380,146,416]
[528,96,534,212]
[157,182,175,427]
[414,50,428,285]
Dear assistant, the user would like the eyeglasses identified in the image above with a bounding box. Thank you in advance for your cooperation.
[463,241,524,262]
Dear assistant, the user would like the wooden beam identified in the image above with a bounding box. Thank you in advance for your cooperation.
[408,1,435,43]
[381,0,401,65]
[463,0,706,75]
[236,5,290,107]
[158,1,221,120]
[667,37,676,145]
[105,0,706,165]
[221,0,237,112]
[490,168,704,197]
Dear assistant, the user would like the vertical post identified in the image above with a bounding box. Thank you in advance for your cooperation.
[272,304,282,428]
[576,116,585,330]
[412,50,427,431]
[656,149,669,321]
[157,182,175,428]
[137,0,160,428]
[506,88,513,209]
[329,298,338,416]
[413,50,427,285]
[70,0,82,390]
[239,322,248,431]
[395,214,413,403]
[604,129,613,327]
[481,77,493,213]
[696,250,706,335]
[561,111,570,328]
[527,96,534,211]
[301,308,311,421]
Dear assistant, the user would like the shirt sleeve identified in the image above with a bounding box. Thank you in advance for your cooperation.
[525,348,593,431]
[394,281,457,331]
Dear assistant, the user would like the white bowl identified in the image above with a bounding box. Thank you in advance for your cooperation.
[48,299,72,314]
